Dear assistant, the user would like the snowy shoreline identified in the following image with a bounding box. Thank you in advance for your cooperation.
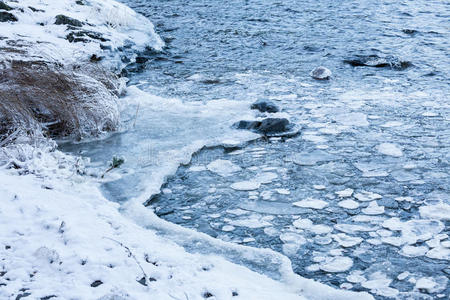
[0,1,374,299]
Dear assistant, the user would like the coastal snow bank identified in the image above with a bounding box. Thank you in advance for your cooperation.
[0,0,163,68]
[0,146,373,300]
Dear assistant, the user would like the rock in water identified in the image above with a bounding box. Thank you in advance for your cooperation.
[234,118,292,134]
[344,55,412,70]
[310,66,332,80]
[250,99,279,113]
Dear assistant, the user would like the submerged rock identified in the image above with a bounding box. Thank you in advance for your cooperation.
[234,118,292,134]
[310,66,331,80]
[0,11,17,22]
[55,14,83,27]
[250,99,279,113]
[344,55,412,70]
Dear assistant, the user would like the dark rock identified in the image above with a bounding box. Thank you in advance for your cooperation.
[75,0,85,5]
[250,99,279,113]
[259,118,291,133]
[0,1,13,11]
[344,55,412,70]
[203,292,214,298]
[90,280,103,287]
[66,31,109,43]
[100,44,112,50]
[234,118,292,134]
[40,296,56,300]
[28,6,44,12]
[232,291,239,297]
[402,29,418,35]
[15,292,31,300]
[90,54,103,62]
[0,11,17,22]
[135,56,149,64]
[137,277,147,286]
[54,14,83,27]
[310,66,331,80]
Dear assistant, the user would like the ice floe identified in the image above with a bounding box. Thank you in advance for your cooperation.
[319,256,353,273]
[338,200,360,209]
[333,233,363,248]
[230,181,261,191]
[377,143,403,157]
[206,159,242,176]
[293,198,328,209]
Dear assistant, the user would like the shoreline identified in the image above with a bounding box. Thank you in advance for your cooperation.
[0,1,374,299]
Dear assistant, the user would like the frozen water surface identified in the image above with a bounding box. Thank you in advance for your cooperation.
[63,0,450,298]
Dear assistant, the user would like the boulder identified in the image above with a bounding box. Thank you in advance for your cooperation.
[55,14,83,27]
[250,99,279,113]
[310,66,331,80]
[234,118,292,134]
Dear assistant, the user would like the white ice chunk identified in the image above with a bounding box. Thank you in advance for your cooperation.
[293,218,313,229]
[256,172,278,184]
[415,276,449,293]
[229,214,272,228]
[380,121,403,127]
[400,245,428,257]
[293,198,328,209]
[336,188,354,198]
[319,256,353,273]
[362,201,385,215]
[419,203,450,220]
[354,191,382,201]
[207,159,241,176]
[333,233,363,248]
[377,143,403,157]
[338,200,359,209]
[276,188,290,195]
[222,225,235,232]
[313,185,326,190]
[230,181,260,191]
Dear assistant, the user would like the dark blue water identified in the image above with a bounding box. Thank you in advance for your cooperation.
[67,0,450,299]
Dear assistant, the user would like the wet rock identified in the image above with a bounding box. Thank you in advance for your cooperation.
[310,66,331,80]
[54,14,83,27]
[344,55,412,70]
[0,1,13,11]
[250,99,279,113]
[0,11,17,22]
[234,118,291,134]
